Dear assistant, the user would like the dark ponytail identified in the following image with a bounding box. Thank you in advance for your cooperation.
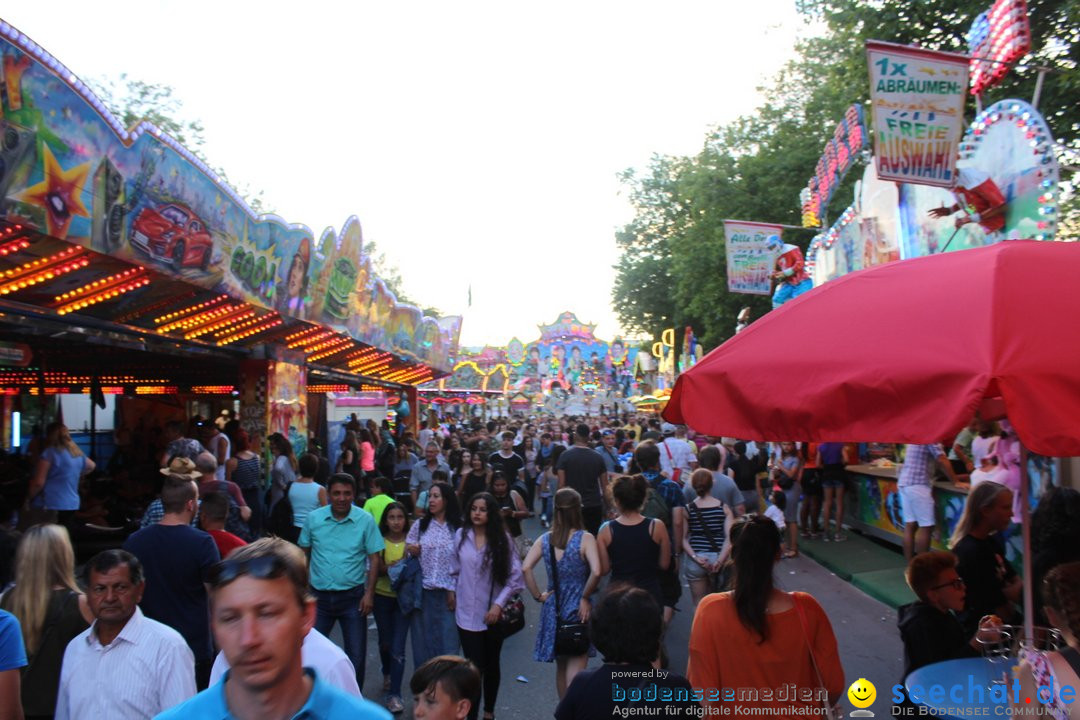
[731,515,782,643]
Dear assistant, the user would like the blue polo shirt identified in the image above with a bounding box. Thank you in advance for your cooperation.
[154,668,391,719]
[298,505,384,591]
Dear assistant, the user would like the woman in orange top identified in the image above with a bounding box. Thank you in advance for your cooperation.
[687,515,844,714]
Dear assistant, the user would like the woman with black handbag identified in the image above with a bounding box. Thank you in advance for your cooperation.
[449,491,524,720]
[683,469,734,606]
[522,488,601,698]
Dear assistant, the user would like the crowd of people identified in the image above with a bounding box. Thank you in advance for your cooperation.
[1,408,1078,718]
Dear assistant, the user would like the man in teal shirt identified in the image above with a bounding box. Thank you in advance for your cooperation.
[155,538,389,719]
[298,473,384,688]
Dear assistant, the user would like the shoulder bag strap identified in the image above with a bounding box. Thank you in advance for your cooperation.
[1060,646,1080,679]
[548,535,563,619]
[793,593,835,719]
[690,502,723,554]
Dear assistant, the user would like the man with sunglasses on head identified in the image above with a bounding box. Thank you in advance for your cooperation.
[155,537,390,719]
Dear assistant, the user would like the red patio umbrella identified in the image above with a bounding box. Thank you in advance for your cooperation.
[665,241,1080,456]
[664,240,1080,642]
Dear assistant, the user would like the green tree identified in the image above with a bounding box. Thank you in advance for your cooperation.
[614,0,1078,355]
[89,74,273,215]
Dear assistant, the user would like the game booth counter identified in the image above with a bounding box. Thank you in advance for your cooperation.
[0,20,462,543]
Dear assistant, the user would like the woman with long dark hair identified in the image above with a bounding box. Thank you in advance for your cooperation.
[225,430,263,536]
[523,487,600,698]
[374,501,411,713]
[489,471,529,560]
[458,453,490,510]
[406,481,463,666]
[451,492,524,720]
[1015,561,1080,719]
[338,430,362,488]
[267,433,297,509]
[688,516,843,714]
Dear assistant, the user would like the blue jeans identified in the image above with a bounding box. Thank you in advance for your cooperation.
[373,593,408,698]
[314,585,367,685]
[772,277,813,309]
[410,588,459,668]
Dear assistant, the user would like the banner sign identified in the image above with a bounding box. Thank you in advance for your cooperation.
[967,0,1031,96]
[866,41,970,188]
[724,221,781,296]
[800,105,868,228]
[0,22,462,374]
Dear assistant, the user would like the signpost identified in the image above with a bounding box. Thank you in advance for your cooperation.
[867,40,970,188]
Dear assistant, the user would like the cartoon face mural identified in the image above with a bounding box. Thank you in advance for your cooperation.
[0,27,462,374]
[432,313,639,400]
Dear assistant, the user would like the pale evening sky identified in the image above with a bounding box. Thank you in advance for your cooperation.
[4,1,812,347]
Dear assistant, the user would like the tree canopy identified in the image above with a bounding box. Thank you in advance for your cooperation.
[613,0,1078,353]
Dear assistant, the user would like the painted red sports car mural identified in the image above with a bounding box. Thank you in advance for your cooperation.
[129,202,213,270]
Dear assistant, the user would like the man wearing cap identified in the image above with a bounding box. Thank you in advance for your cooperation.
[124,473,220,689]
[766,235,812,309]
[658,424,697,483]
[141,456,204,527]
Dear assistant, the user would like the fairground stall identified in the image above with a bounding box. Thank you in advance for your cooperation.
[0,20,461,544]
[419,311,638,418]
[679,0,1071,568]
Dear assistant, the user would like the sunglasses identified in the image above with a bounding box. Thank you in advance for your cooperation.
[931,578,965,591]
[208,555,288,588]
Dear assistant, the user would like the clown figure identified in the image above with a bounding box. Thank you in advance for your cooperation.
[767,235,812,309]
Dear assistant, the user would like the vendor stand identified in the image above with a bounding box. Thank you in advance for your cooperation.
[0,22,462,549]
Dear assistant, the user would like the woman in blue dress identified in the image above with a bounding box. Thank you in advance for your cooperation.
[522,487,601,699]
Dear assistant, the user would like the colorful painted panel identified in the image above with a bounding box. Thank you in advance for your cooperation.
[431,312,639,409]
[0,23,461,373]
[267,360,307,456]
[958,100,1060,242]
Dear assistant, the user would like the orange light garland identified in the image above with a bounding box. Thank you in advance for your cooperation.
[153,294,230,325]
[217,316,284,345]
[185,309,256,340]
[0,247,89,295]
[55,269,151,315]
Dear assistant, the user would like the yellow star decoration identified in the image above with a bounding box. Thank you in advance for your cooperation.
[14,144,91,239]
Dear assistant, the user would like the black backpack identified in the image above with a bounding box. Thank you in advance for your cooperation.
[267,482,298,542]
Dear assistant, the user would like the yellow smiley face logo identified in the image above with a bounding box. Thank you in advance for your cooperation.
[848,678,876,708]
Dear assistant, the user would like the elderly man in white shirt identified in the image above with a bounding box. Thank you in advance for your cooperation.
[57,550,195,720]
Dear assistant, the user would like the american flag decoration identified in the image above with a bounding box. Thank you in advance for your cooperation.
[967,0,1031,96]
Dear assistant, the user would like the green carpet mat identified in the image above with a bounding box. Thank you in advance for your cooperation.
[799,530,916,609]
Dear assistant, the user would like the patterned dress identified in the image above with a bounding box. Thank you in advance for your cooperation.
[534,530,595,662]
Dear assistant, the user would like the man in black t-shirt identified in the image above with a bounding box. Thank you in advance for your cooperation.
[556,423,608,535]
[123,475,220,690]
[488,432,526,488]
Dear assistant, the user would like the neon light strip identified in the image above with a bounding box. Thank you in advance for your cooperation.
[154,294,230,325]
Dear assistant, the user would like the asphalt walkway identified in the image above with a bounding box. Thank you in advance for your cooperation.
[348,515,907,718]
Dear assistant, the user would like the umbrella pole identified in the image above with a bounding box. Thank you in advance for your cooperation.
[939,226,962,254]
[1021,445,1033,644]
